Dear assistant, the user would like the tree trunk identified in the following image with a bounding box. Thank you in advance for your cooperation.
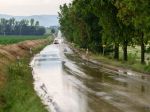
[114,43,119,60]
[123,40,128,61]
[141,32,145,64]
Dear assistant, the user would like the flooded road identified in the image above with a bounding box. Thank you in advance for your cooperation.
[31,43,150,112]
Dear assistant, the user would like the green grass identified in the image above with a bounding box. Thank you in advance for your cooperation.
[0,43,50,112]
[88,45,150,73]
[72,43,150,73]
[0,35,48,45]
[91,53,150,73]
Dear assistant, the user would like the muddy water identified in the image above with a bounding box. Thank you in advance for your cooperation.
[31,44,150,112]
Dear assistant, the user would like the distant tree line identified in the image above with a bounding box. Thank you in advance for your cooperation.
[59,0,150,64]
[0,18,46,35]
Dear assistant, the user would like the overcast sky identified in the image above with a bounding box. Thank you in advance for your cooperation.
[0,0,71,16]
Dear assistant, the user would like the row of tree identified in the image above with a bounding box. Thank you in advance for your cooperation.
[59,0,150,64]
[0,18,46,35]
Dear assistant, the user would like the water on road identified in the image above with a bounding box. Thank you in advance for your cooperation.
[31,43,150,112]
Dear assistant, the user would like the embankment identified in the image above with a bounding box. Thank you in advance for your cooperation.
[0,39,49,112]
[0,39,47,86]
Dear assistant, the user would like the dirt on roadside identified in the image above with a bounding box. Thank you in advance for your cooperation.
[68,42,150,77]
[0,39,48,87]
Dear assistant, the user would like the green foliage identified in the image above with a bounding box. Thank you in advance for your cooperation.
[59,0,150,64]
[115,0,150,63]
[0,58,47,112]
[0,18,46,35]
[0,35,48,45]
[59,1,103,52]
[0,42,50,112]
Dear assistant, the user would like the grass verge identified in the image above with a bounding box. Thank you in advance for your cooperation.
[71,43,150,74]
[0,42,50,112]
[91,53,150,73]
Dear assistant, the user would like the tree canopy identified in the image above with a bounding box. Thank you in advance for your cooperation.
[0,18,46,35]
[59,0,150,64]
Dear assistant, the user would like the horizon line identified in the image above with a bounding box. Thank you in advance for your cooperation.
[0,13,58,16]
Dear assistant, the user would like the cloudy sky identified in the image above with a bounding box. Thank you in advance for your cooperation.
[0,0,71,16]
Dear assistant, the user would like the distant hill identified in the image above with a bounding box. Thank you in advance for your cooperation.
[0,14,59,27]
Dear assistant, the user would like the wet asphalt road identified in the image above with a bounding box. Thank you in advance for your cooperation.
[31,43,150,112]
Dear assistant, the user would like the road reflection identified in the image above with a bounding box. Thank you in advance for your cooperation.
[31,44,150,112]
[31,44,87,112]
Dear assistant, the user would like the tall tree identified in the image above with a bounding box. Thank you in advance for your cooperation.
[115,0,150,64]
[91,0,121,59]
[0,18,45,35]
[30,19,35,26]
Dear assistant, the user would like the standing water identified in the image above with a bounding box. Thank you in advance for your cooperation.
[57,30,62,38]
[30,38,87,112]
[31,32,150,112]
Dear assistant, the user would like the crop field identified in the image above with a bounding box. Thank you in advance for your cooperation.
[0,35,48,45]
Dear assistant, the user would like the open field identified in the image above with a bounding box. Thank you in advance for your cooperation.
[0,35,49,45]
[118,46,150,65]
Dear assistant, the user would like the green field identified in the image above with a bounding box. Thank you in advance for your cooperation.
[0,35,48,45]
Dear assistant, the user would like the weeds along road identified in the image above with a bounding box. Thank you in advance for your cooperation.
[31,42,150,112]
[0,39,49,112]
[0,39,47,84]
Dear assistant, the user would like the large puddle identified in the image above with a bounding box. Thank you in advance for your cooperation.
[31,43,150,112]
